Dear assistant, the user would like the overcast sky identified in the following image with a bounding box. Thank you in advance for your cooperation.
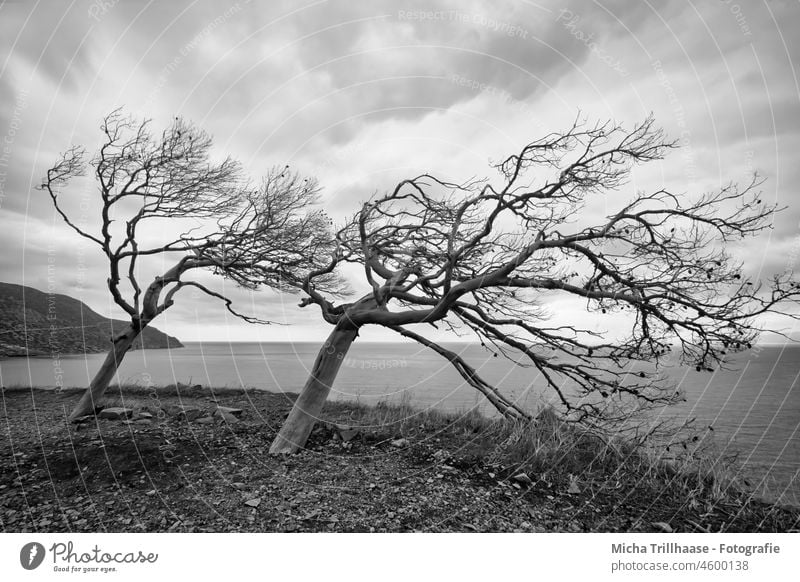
[1,0,799,343]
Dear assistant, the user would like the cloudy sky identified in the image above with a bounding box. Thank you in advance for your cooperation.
[1,0,799,343]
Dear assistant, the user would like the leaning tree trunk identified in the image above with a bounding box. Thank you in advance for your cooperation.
[269,323,359,453]
[68,323,141,421]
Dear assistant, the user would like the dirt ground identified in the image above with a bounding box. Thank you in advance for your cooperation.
[1,387,798,533]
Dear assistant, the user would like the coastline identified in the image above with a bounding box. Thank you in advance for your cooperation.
[1,385,797,533]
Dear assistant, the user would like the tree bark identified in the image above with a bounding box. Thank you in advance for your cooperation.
[68,323,141,421]
[269,323,359,453]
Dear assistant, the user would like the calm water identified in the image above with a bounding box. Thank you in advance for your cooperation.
[2,342,798,504]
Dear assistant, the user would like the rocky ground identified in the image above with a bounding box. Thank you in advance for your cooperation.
[1,386,798,533]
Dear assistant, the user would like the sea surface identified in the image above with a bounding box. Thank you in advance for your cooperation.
[2,342,798,505]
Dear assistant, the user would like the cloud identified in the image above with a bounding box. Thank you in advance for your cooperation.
[1,0,799,343]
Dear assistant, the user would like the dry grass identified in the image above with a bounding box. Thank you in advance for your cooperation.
[321,396,758,509]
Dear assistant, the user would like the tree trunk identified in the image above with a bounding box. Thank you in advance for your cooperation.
[68,324,141,421]
[269,323,359,453]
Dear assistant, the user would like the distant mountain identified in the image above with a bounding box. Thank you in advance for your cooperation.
[0,282,183,357]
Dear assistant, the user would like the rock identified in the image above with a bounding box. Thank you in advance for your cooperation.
[244,498,261,508]
[98,407,134,420]
[511,473,533,486]
[652,522,673,533]
[72,415,93,424]
[135,411,153,419]
[232,482,246,490]
[173,405,203,421]
[195,416,214,425]
[432,449,449,461]
[214,409,239,424]
[567,475,581,494]
[215,406,244,418]
[339,428,360,442]
[390,438,409,448]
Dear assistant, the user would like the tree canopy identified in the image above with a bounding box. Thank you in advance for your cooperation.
[42,109,339,420]
[271,116,800,453]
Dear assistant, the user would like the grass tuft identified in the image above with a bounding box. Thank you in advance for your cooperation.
[321,397,760,509]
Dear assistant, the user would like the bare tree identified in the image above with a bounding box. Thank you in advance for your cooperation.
[42,109,339,421]
[270,116,800,453]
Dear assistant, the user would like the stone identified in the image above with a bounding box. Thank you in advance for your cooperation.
[567,475,581,494]
[432,449,449,461]
[98,407,134,421]
[172,405,203,421]
[244,498,261,508]
[195,416,214,425]
[72,415,93,424]
[390,438,409,448]
[652,521,673,533]
[214,409,240,424]
[339,428,360,442]
[511,473,533,486]
[215,406,244,418]
[135,411,153,419]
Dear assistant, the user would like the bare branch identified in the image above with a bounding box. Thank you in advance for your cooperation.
[291,115,799,431]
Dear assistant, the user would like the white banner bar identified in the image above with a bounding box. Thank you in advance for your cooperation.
[1,533,797,581]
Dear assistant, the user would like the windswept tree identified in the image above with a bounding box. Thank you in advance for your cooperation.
[270,116,800,454]
[42,109,339,421]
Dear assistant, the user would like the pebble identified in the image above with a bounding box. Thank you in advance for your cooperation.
[214,409,239,424]
[98,407,134,421]
[216,406,244,418]
[511,473,533,486]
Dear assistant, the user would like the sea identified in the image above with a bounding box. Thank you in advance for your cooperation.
[1,342,798,505]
